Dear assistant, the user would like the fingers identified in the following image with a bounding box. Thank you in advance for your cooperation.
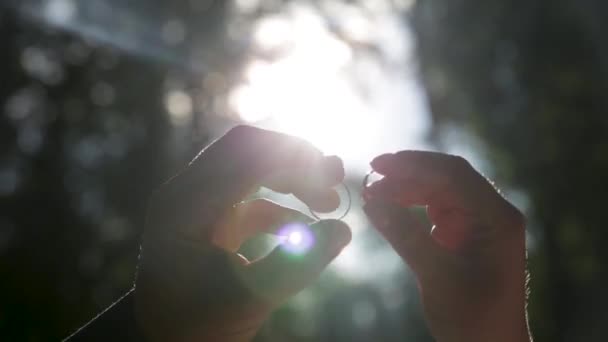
[150,126,336,238]
[367,151,496,209]
[243,219,351,304]
[213,199,313,252]
[187,126,325,206]
[363,199,443,280]
[262,155,344,212]
[293,188,341,213]
[158,126,345,237]
[365,151,525,253]
[262,155,344,191]
[364,177,431,207]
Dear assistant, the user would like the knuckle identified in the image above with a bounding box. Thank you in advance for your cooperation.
[226,124,254,139]
[394,150,412,158]
[221,125,263,153]
[497,199,526,229]
[444,155,474,182]
[449,155,472,171]
[507,204,526,228]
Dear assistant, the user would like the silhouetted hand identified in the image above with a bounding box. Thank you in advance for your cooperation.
[135,126,351,342]
[363,151,531,342]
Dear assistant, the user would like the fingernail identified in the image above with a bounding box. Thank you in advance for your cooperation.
[370,154,393,172]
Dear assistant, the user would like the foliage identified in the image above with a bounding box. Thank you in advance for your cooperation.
[412,1,608,341]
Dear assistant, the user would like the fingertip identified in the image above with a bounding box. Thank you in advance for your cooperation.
[301,189,340,213]
[324,155,343,168]
[311,219,352,251]
[370,153,394,173]
[363,178,395,201]
[328,219,352,249]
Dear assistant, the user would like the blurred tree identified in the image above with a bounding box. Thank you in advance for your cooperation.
[412,1,608,341]
[0,1,232,339]
[0,12,164,341]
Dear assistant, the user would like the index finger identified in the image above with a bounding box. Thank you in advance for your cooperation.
[366,151,510,217]
[174,126,324,203]
[261,156,344,212]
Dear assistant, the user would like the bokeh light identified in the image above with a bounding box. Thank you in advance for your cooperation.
[164,90,194,126]
[277,222,315,255]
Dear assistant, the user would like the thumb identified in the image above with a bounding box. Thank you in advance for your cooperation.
[244,219,351,305]
[363,200,443,280]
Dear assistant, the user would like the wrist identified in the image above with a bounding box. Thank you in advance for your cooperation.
[65,288,147,341]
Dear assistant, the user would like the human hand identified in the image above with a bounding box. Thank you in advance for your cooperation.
[135,126,351,342]
[363,151,531,342]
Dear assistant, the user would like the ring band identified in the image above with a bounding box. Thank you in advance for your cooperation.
[308,182,352,221]
[362,170,376,189]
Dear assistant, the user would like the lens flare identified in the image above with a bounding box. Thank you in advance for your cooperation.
[288,231,303,245]
[278,223,315,255]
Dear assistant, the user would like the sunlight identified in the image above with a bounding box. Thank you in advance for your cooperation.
[228,2,430,173]
[278,223,315,255]
[288,231,303,245]
[228,5,377,166]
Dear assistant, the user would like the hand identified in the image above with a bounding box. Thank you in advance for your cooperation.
[363,151,531,342]
[135,126,352,342]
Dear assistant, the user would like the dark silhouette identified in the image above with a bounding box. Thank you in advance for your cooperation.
[67,126,532,341]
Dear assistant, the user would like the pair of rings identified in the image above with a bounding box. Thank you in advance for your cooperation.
[307,171,377,220]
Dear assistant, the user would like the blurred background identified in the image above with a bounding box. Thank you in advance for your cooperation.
[1,0,607,341]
